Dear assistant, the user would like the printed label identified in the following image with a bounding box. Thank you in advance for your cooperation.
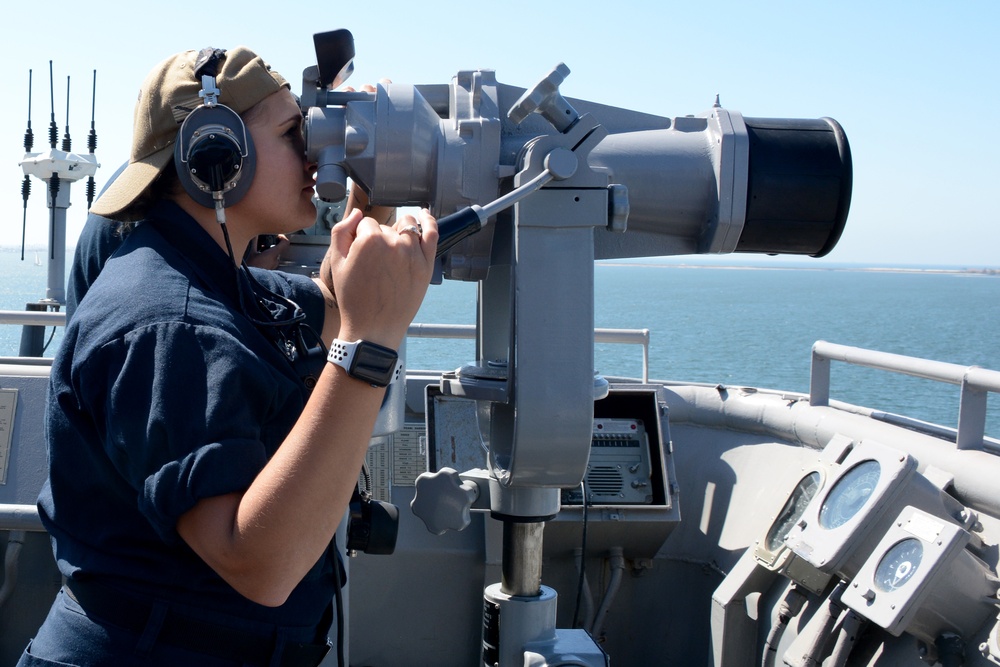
[482,598,501,666]
[903,511,943,543]
[0,389,18,485]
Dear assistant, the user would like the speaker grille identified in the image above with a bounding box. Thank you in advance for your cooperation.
[588,466,624,496]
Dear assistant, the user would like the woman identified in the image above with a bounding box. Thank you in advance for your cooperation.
[20,45,437,666]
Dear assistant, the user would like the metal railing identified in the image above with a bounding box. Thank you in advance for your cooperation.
[0,313,651,381]
[405,323,651,382]
[0,504,44,532]
[0,319,651,532]
[810,340,1000,450]
[0,311,66,327]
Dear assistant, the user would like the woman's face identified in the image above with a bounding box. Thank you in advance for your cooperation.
[233,88,316,235]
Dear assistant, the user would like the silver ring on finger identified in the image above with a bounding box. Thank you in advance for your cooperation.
[400,225,422,239]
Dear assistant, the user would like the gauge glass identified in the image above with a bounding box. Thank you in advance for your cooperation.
[765,471,822,552]
[874,538,923,592]
[818,459,881,529]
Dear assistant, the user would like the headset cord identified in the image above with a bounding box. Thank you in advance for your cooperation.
[218,217,327,395]
[220,216,342,664]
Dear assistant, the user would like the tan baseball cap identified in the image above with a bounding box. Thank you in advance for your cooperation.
[90,46,289,219]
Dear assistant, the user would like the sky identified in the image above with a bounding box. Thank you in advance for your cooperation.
[2,0,998,268]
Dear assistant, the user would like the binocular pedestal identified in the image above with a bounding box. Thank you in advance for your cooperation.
[412,79,614,666]
[412,473,606,667]
[482,494,607,667]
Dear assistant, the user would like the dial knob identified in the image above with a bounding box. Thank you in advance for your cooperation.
[410,467,481,535]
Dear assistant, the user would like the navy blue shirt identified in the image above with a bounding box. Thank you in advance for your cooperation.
[66,161,130,321]
[65,213,125,321]
[40,200,334,627]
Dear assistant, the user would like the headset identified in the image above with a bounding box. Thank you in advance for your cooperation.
[174,48,256,212]
[172,48,327,387]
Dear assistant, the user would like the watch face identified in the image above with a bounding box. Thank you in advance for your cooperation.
[819,459,881,530]
[766,471,822,553]
[350,341,399,387]
[874,538,923,592]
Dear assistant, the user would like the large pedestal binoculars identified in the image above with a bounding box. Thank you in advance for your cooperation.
[300,31,851,281]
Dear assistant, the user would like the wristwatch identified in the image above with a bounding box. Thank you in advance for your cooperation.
[327,339,403,387]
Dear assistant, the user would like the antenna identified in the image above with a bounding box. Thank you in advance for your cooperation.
[86,70,97,208]
[61,76,72,152]
[20,70,33,261]
[47,61,58,149]
[46,63,61,260]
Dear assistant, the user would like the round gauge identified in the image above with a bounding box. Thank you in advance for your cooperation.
[818,459,881,529]
[765,471,822,552]
[874,538,923,592]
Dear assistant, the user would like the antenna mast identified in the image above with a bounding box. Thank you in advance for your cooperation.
[17,59,101,350]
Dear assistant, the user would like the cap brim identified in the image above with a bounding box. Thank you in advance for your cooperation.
[89,146,175,219]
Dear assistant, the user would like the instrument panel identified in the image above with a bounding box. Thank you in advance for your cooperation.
[841,506,997,644]
[781,439,961,581]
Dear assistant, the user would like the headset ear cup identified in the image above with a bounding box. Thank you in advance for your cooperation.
[174,104,256,209]
[226,134,255,206]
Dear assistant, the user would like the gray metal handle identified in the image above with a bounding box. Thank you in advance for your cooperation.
[410,467,481,535]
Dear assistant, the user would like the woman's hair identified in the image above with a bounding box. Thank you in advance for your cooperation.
[116,159,183,226]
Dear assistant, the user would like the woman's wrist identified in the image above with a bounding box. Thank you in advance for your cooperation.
[319,256,337,308]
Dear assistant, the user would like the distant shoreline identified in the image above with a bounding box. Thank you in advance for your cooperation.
[596,261,1000,276]
[3,245,998,277]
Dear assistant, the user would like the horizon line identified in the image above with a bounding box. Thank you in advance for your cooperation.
[2,243,999,273]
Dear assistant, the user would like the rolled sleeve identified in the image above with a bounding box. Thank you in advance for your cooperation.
[83,320,300,543]
[142,439,267,543]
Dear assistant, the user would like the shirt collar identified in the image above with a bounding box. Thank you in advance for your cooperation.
[147,200,243,307]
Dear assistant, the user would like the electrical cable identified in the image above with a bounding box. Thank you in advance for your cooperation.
[798,581,846,667]
[40,322,58,355]
[762,583,807,667]
[572,479,589,629]
[0,531,26,611]
[591,547,624,639]
[218,221,327,391]
[360,461,372,495]
[332,545,345,667]
[823,610,865,667]
[935,634,966,667]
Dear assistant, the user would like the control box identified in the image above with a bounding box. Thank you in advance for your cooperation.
[561,418,653,505]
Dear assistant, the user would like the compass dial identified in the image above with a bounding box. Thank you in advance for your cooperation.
[874,538,923,592]
[819,460,881,529]
[766,471,822,552]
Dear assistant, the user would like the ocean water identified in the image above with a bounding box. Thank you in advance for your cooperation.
[3,247,999,438]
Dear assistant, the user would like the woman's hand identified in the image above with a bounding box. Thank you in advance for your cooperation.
[326,208,438,350]
[245,234,290,270]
